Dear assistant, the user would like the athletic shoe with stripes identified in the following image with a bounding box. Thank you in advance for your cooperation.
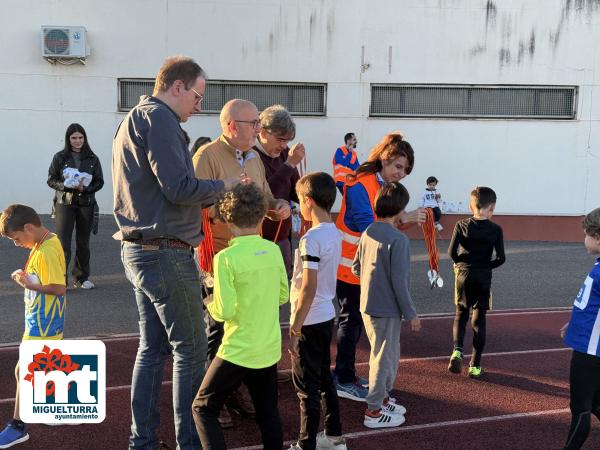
[335,380,368,402]
[363,408,405,428]
[383,397,406,415]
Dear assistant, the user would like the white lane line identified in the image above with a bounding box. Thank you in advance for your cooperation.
[279,307,570,328]
[229,408,571,450]
[0,333,141,351]
[0,307,570,350]
[0,381,175,405]
[0,347,569,405]
[272,347,571,374]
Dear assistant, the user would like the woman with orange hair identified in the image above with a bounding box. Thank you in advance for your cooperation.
[333,132,424,402]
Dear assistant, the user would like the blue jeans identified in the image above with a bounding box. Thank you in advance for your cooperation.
[334,280,363,384]
[122,242,206,450]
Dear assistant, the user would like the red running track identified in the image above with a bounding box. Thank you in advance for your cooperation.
[0,309,598,449]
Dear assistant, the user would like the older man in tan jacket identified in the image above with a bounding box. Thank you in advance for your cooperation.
[193,99,290,251]
[192,99,290,427]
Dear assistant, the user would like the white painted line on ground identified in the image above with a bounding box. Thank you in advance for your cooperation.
[280,307,571,328]
[0,381,175,405]
[0,307,570,351]
[341,408,571,439]
[0,347,569,405]
[0,333,141,350]
[273,347,571,374]
[229,408,571,450]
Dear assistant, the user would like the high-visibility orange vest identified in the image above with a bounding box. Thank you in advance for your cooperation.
[332,146,359,185]
[336,172,380,284]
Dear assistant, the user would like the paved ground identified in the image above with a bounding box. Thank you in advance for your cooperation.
[2,309,598,449]
[0,215,592,343]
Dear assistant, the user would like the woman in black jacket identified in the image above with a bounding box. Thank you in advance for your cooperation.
[48,123,104,289]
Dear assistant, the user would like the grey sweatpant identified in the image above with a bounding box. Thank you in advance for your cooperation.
[362,314,402,411]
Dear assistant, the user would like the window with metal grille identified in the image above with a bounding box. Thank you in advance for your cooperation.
[369,85,577,119]
[118,79,327,116]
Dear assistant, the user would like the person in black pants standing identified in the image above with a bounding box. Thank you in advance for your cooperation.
[447,187,505,378]
[48,123,104,289]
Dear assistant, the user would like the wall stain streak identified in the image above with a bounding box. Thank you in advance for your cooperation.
[471,0,599,68]
[309,10,317,50]
[326,9,335,52]
[469,44,486,57]
[528,29,536,56]
[499,48,511,66]
[551,0,600,50]
[485,0,497,27]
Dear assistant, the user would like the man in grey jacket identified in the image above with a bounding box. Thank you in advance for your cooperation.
[112,55,239,450]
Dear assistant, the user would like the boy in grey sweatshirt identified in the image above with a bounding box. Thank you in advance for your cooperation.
[352,182,421,429]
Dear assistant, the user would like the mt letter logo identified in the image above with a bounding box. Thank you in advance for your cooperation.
[19,340,106,424]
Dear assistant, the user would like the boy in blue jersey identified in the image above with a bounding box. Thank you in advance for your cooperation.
[562,207,600,450]
[0,204,67,448]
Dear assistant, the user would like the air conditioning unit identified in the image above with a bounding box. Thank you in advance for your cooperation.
[41,26,88,58]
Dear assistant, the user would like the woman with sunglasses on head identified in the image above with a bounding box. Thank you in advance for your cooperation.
[47,123,104,289]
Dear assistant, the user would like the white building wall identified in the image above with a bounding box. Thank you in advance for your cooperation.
[1,0,598,214]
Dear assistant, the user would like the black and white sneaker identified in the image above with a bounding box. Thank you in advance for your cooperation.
[363,408,405,428]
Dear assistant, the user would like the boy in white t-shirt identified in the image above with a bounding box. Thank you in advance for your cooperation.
[421,176,443,231]
[288,172,346,450]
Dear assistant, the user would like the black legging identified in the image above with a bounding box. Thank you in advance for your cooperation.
[452,305,487,367]
[563,350,600,450]
[54,203,94,283]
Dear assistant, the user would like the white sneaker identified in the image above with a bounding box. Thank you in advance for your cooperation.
[79,280,95,290]
[364,409,405,428]
[316,430,347,450]
[383,399,406,416]
[435,223,443,231]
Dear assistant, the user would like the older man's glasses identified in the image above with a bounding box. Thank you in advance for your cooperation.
[190,87,204,103]
[234,119,261,129]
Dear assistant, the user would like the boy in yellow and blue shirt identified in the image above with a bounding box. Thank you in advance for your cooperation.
[192,183,288,450]
[0,204,66,448]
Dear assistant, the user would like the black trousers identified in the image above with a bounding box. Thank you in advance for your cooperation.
[563,350,600,450]
[54,203,94,283]
[292,320,342,450]
[205,310,225,361]
[192,358,282,450]
[431,206,441,223]
[334,280,363,383]
[453,305,487,367]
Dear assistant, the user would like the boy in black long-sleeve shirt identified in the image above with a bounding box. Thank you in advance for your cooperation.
[447,187,505,378]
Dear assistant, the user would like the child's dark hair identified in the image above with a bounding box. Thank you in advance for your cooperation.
[216,183,267,228]
[374,182,410,218]
[583,207,600,238]
[470,187,497,210]
[0,204,41,236]
[296,172,337,213]
[426,176,438,184]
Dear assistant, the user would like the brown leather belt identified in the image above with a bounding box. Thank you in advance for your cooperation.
[124,238,192,250]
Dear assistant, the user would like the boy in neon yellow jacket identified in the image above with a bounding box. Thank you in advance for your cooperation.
[192,183,288,450]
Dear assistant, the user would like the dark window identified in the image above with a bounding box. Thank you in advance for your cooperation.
[370,84,577,119]
[118,79,326,116]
